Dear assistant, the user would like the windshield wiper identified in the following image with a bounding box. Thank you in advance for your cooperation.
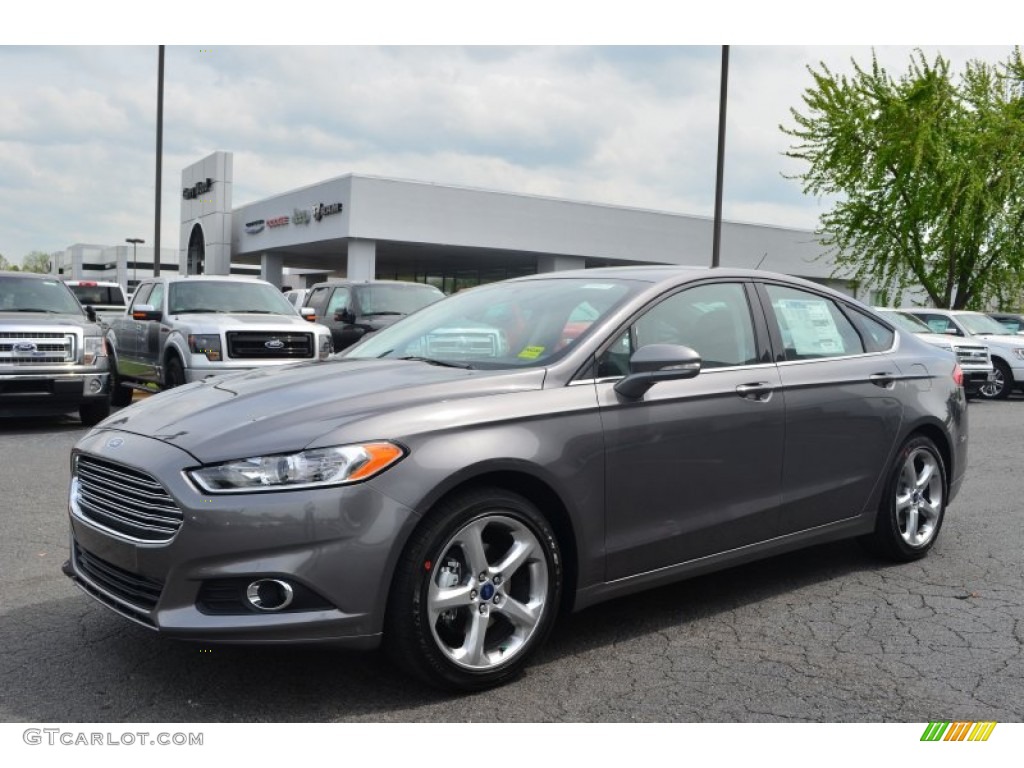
[8,308,61,313]
[173,308,225,314]
[362,311,404,317]
[398,356,474,369]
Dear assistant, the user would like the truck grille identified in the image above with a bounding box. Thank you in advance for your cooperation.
[73,540,163,614]
[226,331,314,359]
[0,331,75,364]
[953,345,991,366]
[73,454,183,542]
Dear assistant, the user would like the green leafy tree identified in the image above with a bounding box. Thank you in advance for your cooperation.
[20,250,52,274]
[782,48,1024,309]
[0,253,18,271]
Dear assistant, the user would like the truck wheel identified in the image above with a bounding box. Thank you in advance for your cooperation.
[165,356,186,389]
[79,400,111,427]
[109,353,133,407]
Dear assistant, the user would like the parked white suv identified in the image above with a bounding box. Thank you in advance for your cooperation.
[106,276,333,405]
[875,308,995,398]
[901,307,1024,400]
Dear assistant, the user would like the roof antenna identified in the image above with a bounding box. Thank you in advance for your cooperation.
[754,252,768,270]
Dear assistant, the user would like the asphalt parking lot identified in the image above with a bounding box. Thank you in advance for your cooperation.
[1,395,1022,723]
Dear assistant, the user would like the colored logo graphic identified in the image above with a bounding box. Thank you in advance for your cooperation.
[921,721,997,742]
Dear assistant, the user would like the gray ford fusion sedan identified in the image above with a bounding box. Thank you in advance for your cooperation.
[65,266,968,691]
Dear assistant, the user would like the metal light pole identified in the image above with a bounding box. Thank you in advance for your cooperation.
[153,45,164,276]
[126,238,144,288]
[711,45,729,269]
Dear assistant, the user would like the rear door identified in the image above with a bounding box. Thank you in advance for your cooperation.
[756,282,903,536]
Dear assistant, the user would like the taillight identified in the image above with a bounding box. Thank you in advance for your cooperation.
[952,363,964,388]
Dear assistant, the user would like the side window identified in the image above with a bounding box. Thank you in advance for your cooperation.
[326,288,351,317]
[764,284,864,360]
[918,314,959,335]
[307,287,332,316]
[148,283,165,313]
[130,283,153,310]
[596,282,758,374]
[848,308,895,353]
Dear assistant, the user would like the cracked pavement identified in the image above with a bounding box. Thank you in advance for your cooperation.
[1,397,1021,722]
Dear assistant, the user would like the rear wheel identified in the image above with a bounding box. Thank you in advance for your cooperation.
[863,436,947,561]
[385,487,562,691]
[978,359,1012,400]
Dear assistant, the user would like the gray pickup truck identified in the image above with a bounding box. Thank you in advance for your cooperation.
[106,276,334,405]
[0,271,111,425]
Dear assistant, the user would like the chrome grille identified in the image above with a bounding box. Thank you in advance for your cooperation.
[73,454,182,542]
[425,330,500,358]
[225,331,314,359]
[73,540,162,615]
[953,345,990,365]
[0,331,75,364]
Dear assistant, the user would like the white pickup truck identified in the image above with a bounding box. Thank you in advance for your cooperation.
[106,275,333,406]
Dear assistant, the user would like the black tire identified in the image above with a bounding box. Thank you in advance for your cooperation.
[863,436,947,562]
[108,352,133,407]
[978,358,1012,401]
[79,399,111,427]
[164,355,186,389]
[384,486,562,692]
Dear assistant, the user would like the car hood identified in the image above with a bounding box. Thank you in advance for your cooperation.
[95,358,546,463]
[0,311,97,332]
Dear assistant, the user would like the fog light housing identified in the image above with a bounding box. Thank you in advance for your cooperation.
[87,377,103,394]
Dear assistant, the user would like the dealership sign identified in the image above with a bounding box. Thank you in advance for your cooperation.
[313,202,343,221]
[182,178,215,200]
[266,216,289,228]
[244,219,265,234]
[293,208,310,225]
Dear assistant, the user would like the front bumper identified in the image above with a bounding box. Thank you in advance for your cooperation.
[0,371,109,416]
[65,429,416,646]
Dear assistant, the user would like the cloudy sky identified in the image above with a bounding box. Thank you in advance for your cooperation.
[1,6,1018,265]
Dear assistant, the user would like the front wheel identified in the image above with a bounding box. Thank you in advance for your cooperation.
[385,487,562,691]
[164,355,186,389]
[863,436,947,562]
[978,359,1012,400]
[79,399,111,427]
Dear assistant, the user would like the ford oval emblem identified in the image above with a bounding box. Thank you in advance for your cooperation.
[265,339,285,349]
[106,438,124,449]
[14,342,37,353]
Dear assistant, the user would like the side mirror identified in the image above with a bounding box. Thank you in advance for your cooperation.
[334,309,355,324]
[614,344,702,400]
[132,304,162,321]
[84,305,97,322]
[300,307,317,323]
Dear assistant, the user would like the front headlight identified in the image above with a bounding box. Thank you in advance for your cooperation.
[188,441,405,493]
[319,334,333,360]
[83,336,107,365]
[189,334,222,361]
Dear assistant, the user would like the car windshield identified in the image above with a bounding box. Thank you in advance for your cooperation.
[956,312,1012,336]
[355,283,445,315]
[168,281,297,315]
[0,275,84,315]
[344,277,640,369]
[880,310,933,334]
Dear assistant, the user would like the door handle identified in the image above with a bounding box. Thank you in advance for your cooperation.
[869,372,895,388]
[736,382,774,401]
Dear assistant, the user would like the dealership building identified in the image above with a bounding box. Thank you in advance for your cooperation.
[53,151,866,300]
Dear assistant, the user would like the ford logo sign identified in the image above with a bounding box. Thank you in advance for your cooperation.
[264,339,285,350]
[14,342,37,353]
